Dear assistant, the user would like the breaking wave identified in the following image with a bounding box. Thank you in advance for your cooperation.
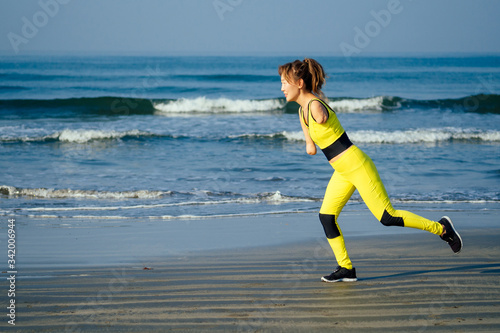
[1,94,499,118]
[153,97,284,114]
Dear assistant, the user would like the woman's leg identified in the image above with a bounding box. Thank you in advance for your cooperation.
[348,151,444,235]
[319,170,356,269]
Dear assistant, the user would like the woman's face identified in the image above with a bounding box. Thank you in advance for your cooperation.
[281,74,300,102]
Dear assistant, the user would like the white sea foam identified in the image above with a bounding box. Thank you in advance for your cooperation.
[21,210,306,220]
[278,128,500,144]
[329,96,388,113]
[6,192,497,220]
[264,190,315,205]
[0,185,169,199]
[3,188,317,219]
[154,96,386,114]
[55,129,150,143]
[0,128,157,143]
[393,199,500,204]
[349,127,500,144]
[232,131,304,141]
[280,131,306,141]
[154,97,284,114]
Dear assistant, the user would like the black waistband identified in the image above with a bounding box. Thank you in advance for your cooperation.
[321,132,353,160]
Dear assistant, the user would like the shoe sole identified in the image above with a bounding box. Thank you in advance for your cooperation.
[442,216,463,254]
[321,277,358,283]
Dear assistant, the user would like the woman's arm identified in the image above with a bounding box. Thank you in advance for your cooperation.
[310,100,329,124]
[299,110,317,155]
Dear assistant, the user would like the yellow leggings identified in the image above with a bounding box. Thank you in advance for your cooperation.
[319,146,444,269]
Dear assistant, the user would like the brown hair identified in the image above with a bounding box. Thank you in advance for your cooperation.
[278,58,326,99]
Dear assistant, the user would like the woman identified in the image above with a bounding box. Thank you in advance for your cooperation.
[278,58,462,283]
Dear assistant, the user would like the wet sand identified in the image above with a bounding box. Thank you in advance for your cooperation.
[7,214,500,332]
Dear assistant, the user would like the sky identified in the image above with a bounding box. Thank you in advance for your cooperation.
[1,0,500,56]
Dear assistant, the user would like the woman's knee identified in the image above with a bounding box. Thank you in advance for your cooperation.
[319,213,341,238]
[379,209,404,227]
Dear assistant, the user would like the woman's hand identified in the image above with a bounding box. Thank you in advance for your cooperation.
[306,142,317,155]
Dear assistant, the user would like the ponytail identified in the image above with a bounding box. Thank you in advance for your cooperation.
[304,58,326,99]
[278,58,327,99]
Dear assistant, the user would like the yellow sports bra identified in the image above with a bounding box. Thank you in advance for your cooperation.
[300,98,353,160]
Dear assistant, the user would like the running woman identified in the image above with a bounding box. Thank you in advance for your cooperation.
[278,58,463,283]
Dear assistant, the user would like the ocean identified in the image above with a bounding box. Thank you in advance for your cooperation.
[1,55,499,222]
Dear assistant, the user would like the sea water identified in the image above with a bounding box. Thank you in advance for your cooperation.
[1,55,499,221]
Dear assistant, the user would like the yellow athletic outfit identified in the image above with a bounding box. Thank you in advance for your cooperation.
[300,99,444,269]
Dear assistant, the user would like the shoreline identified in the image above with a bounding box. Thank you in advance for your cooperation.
[11,209,492,269]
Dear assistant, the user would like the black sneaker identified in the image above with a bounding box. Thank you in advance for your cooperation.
[439,216,463,254]
[321,266,357,283]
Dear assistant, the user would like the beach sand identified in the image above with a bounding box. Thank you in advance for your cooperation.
[4,212,500,332]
